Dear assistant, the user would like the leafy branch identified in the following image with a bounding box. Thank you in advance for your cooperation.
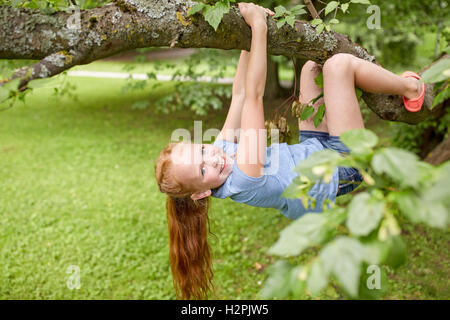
[274,0,371,35]
[188,0,236,31]
[273,4,307,29]
[261,128,450,299]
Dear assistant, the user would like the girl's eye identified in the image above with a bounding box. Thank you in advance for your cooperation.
[201,167,206,176]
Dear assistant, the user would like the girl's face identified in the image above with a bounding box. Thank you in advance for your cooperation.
[171,143,233,193]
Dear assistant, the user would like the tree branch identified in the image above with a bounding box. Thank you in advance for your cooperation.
[0,1,446,124]
[425,134,450,165]
[304,0,320,19]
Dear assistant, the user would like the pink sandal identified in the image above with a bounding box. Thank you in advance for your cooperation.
[401,71,425,112]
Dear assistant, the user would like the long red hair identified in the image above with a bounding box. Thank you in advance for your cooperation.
[155,143,214,299]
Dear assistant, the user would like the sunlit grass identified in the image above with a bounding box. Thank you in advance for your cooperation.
[0,77,288,299]
[0,76,448,300]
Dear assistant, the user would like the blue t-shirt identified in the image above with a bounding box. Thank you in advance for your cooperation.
[211,139,339,220]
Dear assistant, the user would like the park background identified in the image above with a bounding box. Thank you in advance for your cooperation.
[0,0,448,299]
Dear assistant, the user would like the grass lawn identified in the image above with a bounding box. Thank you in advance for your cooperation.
[0,75,448,299]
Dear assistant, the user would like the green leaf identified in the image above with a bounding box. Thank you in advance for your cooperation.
[276,18,286,29]
[394,190,425,224]
[307,259,329,295]
[3,78,21,91]
[313,104,325,128]
[351,0,371,4]
[340,128,378,154]
[0,86,10,103]
[329,18,339,24]
[372,148,419,187]
[289,265,308,297]
[290,5,306,15]
[395,190,449,229]
[310,18,323,26]
[355,87,363,99]
[316,23,325,35]
[358,263,388,300]
[384,236,407,269]
[299,105,315,120]
[259,260,292,299]
[187,3,205,16]
[420,58,450,83]
[361,239,389,265]
[423,203,449,228]
[325,1,339,16]
[423,161,450,206]
[286,15,295,27]
[347,192,385,236]
[320,237,366,297]
[310,92,324,105]
[281,176,310,199]
[416,161,434,185]
[432,85,450,108]
[295,149,342,181]
[268,209,346,257]
[204,2,229,31]
[341,3,350,13]
[273,5,287,18]
[314,73,324,88]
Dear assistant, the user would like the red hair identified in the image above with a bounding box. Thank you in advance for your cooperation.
[155,143,214,299]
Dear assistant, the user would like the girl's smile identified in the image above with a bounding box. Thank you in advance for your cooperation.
[171,143,234,192]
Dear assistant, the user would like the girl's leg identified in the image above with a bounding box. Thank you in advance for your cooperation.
[323,53,421,136]
[298,60,329,133]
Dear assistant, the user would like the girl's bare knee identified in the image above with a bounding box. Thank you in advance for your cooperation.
[302,60,322,74]
[323,53,354,75]
[302,60,317,70]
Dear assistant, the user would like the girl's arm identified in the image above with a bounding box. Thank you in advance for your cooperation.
[216,50,249,142]
[235,3,269,178]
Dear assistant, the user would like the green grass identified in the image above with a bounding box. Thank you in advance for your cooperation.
[0,76,448,300]
[0,77,290,299]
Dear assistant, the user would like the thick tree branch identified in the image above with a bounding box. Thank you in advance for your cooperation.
[0,1,446,124]
[425,134,450,165]
[3,51,83,90]
[304,0,320,19]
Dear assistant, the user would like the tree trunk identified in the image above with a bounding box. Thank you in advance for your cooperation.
[264,56,282,100]
[425,135,450,165]
[289,57,308,96]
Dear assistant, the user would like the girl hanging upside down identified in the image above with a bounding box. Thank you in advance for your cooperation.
[155,2,425,300]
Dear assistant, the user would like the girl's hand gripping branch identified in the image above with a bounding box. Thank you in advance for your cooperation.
[238,2,274,29]
[235,3,273,178]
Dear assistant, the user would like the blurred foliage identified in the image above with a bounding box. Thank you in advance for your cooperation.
[123,48,234,116]
[0,0,110,10]
[262,128,450,299]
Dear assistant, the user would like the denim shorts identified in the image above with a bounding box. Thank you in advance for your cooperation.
[299,130,363,196]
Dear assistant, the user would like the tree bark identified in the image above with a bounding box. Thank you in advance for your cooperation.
[264,56,282,100]
[0,1,447,124]
[424,134,450,165]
